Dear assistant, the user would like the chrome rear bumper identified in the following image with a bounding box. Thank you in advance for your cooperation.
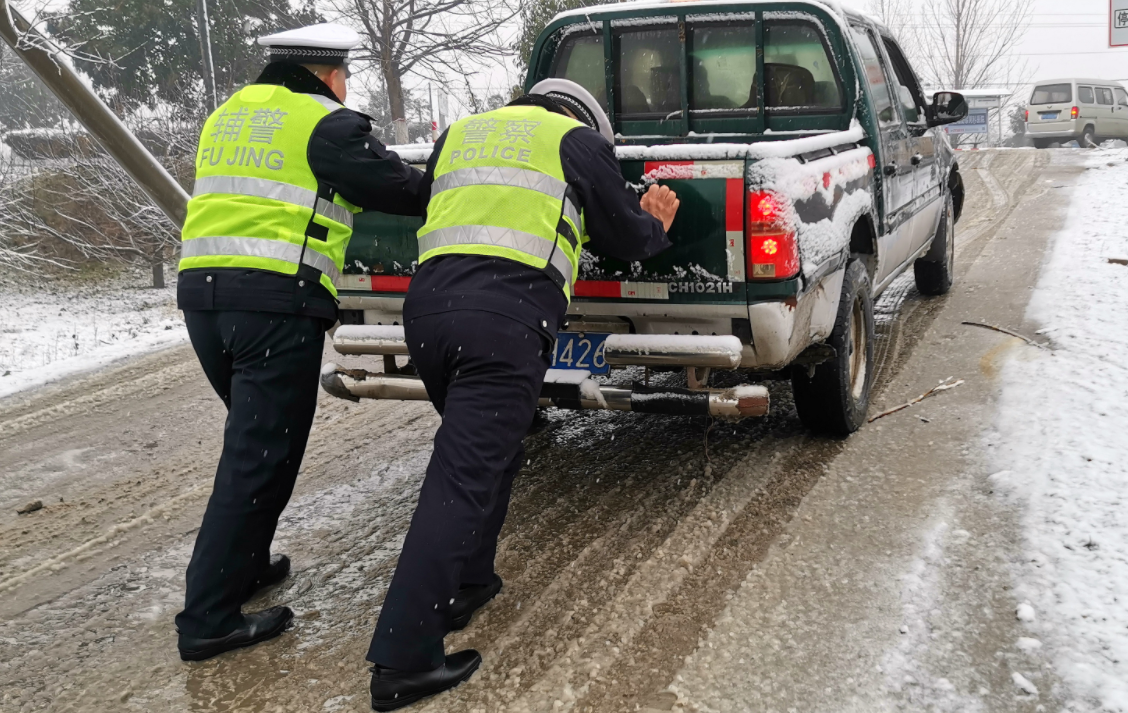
[320,362,769,418]
[331,325,744,368]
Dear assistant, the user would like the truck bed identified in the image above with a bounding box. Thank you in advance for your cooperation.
[337,125,871,333]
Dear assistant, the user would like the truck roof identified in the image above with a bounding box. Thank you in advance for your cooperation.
[552,0,871,26]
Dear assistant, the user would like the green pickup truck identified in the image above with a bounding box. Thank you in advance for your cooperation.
[321,0,968,435]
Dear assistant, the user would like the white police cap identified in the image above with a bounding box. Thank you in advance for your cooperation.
[528,78,614,144]
[258,23,360,65]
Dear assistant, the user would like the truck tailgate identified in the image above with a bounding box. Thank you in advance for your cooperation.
[573,160,746,307]
[335,158,753,310]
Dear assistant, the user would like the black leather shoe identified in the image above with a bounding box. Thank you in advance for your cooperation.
[178,606,293,661]
[370,650,481,711]
[449,575,502,631]
[243,553,291,602]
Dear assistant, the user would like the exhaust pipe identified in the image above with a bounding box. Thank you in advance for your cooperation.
[320,363,428,403]
[540,381,769,418]
[322,364,769,418]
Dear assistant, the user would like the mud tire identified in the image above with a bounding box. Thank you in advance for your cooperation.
[914,192,955,296]
[791,259,875,436]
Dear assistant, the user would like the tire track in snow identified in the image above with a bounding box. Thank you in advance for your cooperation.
[870,150,1044,405]
[496,438,793,713]
[415,407,793,713]
[0,344,200,440]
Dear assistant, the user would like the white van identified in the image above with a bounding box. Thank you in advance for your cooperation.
[1025,78,1128,147]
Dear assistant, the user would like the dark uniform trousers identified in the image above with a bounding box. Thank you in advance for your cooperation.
[366,310,552,671]
[174,310,326,639]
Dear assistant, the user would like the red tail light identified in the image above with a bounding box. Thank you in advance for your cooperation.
[1072,106,1080,119]
[746,191,799,280]
[1025,109,1029,123]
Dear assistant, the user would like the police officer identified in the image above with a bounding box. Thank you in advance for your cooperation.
[365,79,679,709]
[174,23,423,662]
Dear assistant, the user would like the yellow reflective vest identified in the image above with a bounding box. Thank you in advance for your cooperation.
[180,84,361,297]
[418,105,587,299]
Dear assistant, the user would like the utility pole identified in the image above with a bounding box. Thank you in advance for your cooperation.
[196,0,218,112]
[437,87,448,132]
[428,83,437,142]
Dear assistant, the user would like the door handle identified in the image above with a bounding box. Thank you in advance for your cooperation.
[910,153,924,166]
[883,163,898,176]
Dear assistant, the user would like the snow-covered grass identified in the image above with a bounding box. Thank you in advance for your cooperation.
[0,264,186,400]
[990,149,1128,711]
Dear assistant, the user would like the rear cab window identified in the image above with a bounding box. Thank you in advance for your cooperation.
[688,18,842,114]
[615,23,682,118]
[552,32,607,110]
[1097,87,1114,106]
[538,5,852,141]
[690,22,758,113]
[1031,84,1071,105]
[762,20,843,111]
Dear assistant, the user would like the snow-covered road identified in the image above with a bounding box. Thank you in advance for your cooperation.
[991,149,1128,711]
[668,148,1109,713]
[3,149,1125,713]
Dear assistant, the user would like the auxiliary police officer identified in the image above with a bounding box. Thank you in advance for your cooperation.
[174,23,423,661]
[365,79,680,709]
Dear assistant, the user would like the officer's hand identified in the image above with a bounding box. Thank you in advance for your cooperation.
[640,184,680,233]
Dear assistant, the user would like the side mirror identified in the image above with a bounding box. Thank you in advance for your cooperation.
[928,91,968,127]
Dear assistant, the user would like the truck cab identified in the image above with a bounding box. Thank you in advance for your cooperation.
[323,0,967,435]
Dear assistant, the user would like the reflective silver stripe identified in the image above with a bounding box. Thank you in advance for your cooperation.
[433,167,582,234]
[548,247,575,289]
[434,166,567,199]
[316,197,355,228]
[418,225,573,285]
[561,200,582,237]
[181,235,342,284]
[194,175,314,204]
[193,175,353,227]
[303,93,344,113]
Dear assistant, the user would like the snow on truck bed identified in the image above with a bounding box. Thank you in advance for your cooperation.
[387,124,865,165]
[614,124,866,162]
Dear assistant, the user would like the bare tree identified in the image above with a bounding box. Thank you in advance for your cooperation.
[914,0,1031,90]
[0,150,46,270]
[1,110,194,286]
[331,0,517,143]
[865,0,912,46]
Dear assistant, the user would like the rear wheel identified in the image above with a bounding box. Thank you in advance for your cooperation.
[913,192,955,296]
[792,259,875,436]
[1032,138,1049,149]
[1081,125,1097,147]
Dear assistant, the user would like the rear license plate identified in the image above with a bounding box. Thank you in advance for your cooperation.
[553,333,610,374]
[1040,112,1059,120]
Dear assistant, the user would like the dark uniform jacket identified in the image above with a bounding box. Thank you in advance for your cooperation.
[406,101,672,341]
[177,63,423,323]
